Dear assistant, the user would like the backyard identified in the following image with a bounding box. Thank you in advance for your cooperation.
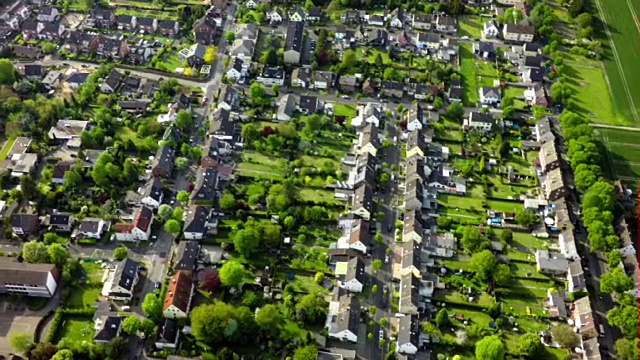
[457,15,484,39]
[459,43,499,106]
[57,317,95,344]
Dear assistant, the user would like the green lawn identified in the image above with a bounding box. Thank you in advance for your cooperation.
[300,188,337,204]
[486,200,521,213]
[564,60,622,126]
[0,137,16,160]
[457,15,484,39]
[81,262,105,281]
[58,317,94,344]
[363,47,392,65]
[592,0,640,125]
[66,286,101,308]
[438,194,484,211]
[459,43,499,106]
[237,151,286,180]
[280,274,329,295]
[594,128,640,187]
[334,103,357,118]
[155,52,185,73]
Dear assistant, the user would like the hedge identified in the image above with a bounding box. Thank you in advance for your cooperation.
[46,308,97,343]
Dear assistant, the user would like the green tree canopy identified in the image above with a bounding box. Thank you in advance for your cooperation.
[219,260,248,287]
[475,335,505,360]
[469,250,497,283]
[113,247,128,261]
[550,324,579,348]
[122,316,141,334]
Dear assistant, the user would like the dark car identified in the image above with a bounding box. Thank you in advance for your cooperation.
[387,224,393,232]
[155,282,162,289]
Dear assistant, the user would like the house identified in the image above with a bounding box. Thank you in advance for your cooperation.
[151,146,176,178]
[367,14,385,27]
[554,198,574,231]
[523,42,541,56]
[41,70,62,89]
[291,67,312,88]
[20,20,38,40]
[218,85,239,111]
[522,67,544,83]
[47,212,73,232]
[51,162,72,184]
[137,17,158,33]
[66,72,90,88]
[341,10,365,24]
[183,206,216,240]
[412,13,432,30]
[284,22,304,64]
[0,1,31,29]
[156,319,180,349]
[356,123,379,157]
[158,20,180,37]
[503,23,535,43]
[10,45,42,59]
[225,57,247,82]
[116,14,137,31]
[474,41,496,60]
[11,214,40,237]
[0,259,60,297]
[403,209,424,243]
[65,31,97,55]
[399,273,420,315]
[256,67,285,86]
[396,315,420,355]
[140,177,164,208]
[546,289,568,318]
[351,184,373,220]
[362,78,376,95]
[338,75,359,93]
[22,64,44,80]
[194,16,217,45]
[465,112,496,132]
[91,9,116,28]
[338,257,365,292]
[567,261,585,292]
[448,79,463,102]
[483,20,499,38]
[405,103,425,132]
[582,337,602,360]
[47,119,89,144]
[381,81,404,98]
[539,140,562,173]
[435,15,456,32]
[523,55,544,69]
[312,71,335,90]
[200,138,222,167]
[352,102,381,128]
[114,206,153,242]
[191,168,218,204]
[425,232,456,258]
[572,297,598,339]
[535,249,568,276]
[524,84,549,107]
[337,219,370,254]
[326,289,360,342]
[479,86,501,105]
[559,229,579,260]
[415,32,440,51]
[276,94,296,121]
[348,156,376,188]
[404,179,426,211]
[298,95,319,114]
[163,271,193,319]
[74,218,107,239]
[179,43,206,68]
[100,69,124,93]
[266,8,284,23]
[307,7,322,22]
[174,241,200,273]
[210,108,236,141]
[93,314,123,343]
[119,100,151,113]
[388,8,407,28]
[406,132,429,158]
[108,258,139,300]
[427,167,466,194]
[288,5,305,22]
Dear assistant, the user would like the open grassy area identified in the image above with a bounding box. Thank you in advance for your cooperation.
[280,273,329,295]
[592,0,640,125]
[0,137,16,160]
[459,43,499,106]
[81,262,105,281]
[155,51,185,73]
[363,47,392,65]
[300,188,337,204]
[594,127,640,187]
[237,151,287,180]
[66,286,101,308]
[334,103,357,118]
[564,60,622,125]
[114,8,179,21]
[457,15,484,39]
[59,317,94,343]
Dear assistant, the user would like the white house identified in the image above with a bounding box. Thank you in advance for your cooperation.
[338,257,365,293]
[114,206,153,242]
[405,103,425,132]
[351,103,381,128]
[139,177,163,208]
[351,185,373,220]
[326,290,360,343]
[337,219,370,254]
[256,67,285,86]
[162,271,193,319]
[0,261,59,297]
[479,86,501,105]
[106,258,139,300]
[465,112,495,132]
[396,315,420,355]
[267,8,284,23]
[367,14,385,26]
[75,218,107,239]
[503,23,535,43]
[225,57,247,82]
[483,20,499,38]
[37,7,59,22]
[355,123,379,157]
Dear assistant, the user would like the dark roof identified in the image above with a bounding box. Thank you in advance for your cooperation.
[191,168,217,202]
[23,64,44,77]
[159,20,179,30]
[211,108,234,136]
[183,206,210,234]
[142,177,163,202]
[345,256,365,283]
[103,69,123,89]
[477,41,495,53]
[261,67,284,79]
[93,315,123,342]
[524,42,540,52]
[525,68,544,82]
[120,100,151,110]
[285,22,304,52]
[113,258,138,291]
[382,81,404,90]
[524,55,543,68]
[469,111,494,124]
[153,146,176,173]
[175,93,190,109]
[299,95,318,113]
[137,17,156,26]
[116,14,134,24]
[0,259,59,289]
[21,20,38,31]
[308,7,322,17]
[11,214,40,233]
[49,213,71,226]
[92,8,114,20]
[39,6,56,15]
[52,162,72,179]
[157,319,179,344]
[448,86,462,100]
[219,84,238,105]
[163,125,182,143]
[397,315,420,348]
[174,241,200,271]
[504,23,535,35]
[66,72,89,85]
[413,13,432,23]
[135,206,153,232]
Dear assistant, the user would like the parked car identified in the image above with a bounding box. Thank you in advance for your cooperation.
[379,330,384,340]
[155,282,162,289]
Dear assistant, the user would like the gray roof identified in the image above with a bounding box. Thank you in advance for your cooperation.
[183,206,210,234]
[403,209,423,236]
[329,292,360,335]
[77,217,102,234]
[345,256,365,283]
[536,249,568,272]
[211,108,234,135]
[153,146,176,174]
[285,22,304,52]
[142,177,163,202]
[174,241,200,271]
[399,273,420,313]
[103,69,123,90]
[480,86,500,98]
[353,184,373,213]
[94,315,123,342]
[469,111,494,124]
[397,315,420,349]
[504,23,535,35]
[278,94,297,118]
[191,168,218,202]
[299,95,318,113]
[112,258,138,292]
[157,319,180,344]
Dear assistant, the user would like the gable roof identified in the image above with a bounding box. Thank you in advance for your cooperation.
[183,206,210,234]
[191,167,217,201]
[397,315,420,348]
[112,258,138,291]
[504,23,535,35]
[66,72,89,85]
[94,315,123,342]
[11,214,40,232]
[480,86,500,98]
[285,21,304,52]
[49,213,71,226]
[299,95,318,113]
[345,256,365,283]
[103,69,123,90]
[157,319,180,344]
[153,146,176,174]
[211,108,234,135]
[163,271,193,313]
[174,241,200,271]
[142,177,163,202]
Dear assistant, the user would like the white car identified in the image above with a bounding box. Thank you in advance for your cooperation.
[379,330,384,340]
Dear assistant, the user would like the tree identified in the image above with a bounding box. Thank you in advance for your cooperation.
[421,321,441,337]
[575,13,592,28]
[250,82,267,104]
[225,31,236,42]
[142,293,163,320]
[502,106,515,119]
[158,204,174,221]
[515,209,538,227]
[201,269,221,293]
[255,304,284,337]
[190,302,255,345]
[204,46,217,64]
[174,157,190,171]
[500,229,513,244]
[607,250,623,267]
[29,342,57,360]
[372,259,383,271]
[140,318,156,336]
[435,308,450,328]
[475,335,505,360]
[607,305,638,339]
[517,333,544,358]
[340,49,357,72]
[295,293,328,325]
[176,190,190,203]
[44,233,66,245]
[315,272,325,284]
[469,250,496,282]
[433,97,444,109]
[219,261,248,287]
[9,332,33,354]
[122,316,141,334]
[493,264,512,287]
[460,226,488,253]
[219,192,237,210]
[113,247,128,261]
[164,219,182,234]
[51,349,74,360]
[437,216,452,230]
[41,42,56,54]
[22,241,50,263]
[293,345,318,360]
[48,243,68,267]
[374,232,383,244]
[233,227,260,257]
[0,59,16,84]
[574,163,600,192]
[447,102,464,120]
[175,110,194,133]
[173,207,184,221]
[551,324,579,348]
[601,267,634,294]
[614,338,639,360]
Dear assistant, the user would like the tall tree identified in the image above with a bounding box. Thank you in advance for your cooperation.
[22,241,50,263]
[255,304,284,337]
[475,335,505,360]
[551,324,579,348]
[469,250,497,282]
[47,243,69,267]
[219,261,248,287]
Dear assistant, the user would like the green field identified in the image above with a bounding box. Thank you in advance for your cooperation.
[58,317,94,343]
[459,44,499,106]
[594,127,640,187]
[592,0,640,125]
[564,60,621,125]
[457,15,484,39]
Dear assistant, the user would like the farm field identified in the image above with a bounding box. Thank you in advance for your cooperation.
[564,60,621,126]
[592,0,640,125]
[593,127,640,187]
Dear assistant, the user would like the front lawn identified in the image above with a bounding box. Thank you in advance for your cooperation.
[460,43,500,105]
[457,15,484,39]
[59,317,94,344]
[334,103,357,118]
[155,52,185,73]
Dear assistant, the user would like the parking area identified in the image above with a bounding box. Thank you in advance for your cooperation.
[0,303,44,356]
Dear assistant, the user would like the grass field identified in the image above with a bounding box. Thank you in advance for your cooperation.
[564,60,621,125]
[114,8,179,21]
[592,0,640,125]
[58,317,94,343]
[594,127,640,187]
[66,286,101,308]
[155,52,185,73]
[457,15,484,39]
[0,137,16,160]
[459,43,499,106]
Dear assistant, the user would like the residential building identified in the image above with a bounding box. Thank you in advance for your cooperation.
[100,69,124,93]
[163,271,194,319]
[0,0,30,29]
[191,168,218,204]
[307,7,322,22]
[355,123,379,157]
[412,13,432,30]
[483,20,499,38]
[288,5,305,22]
[178,43,206,68]
[93,313,124,343]
[114,206,153,242]
[326,289,360,342]
[0,259,59,297]
[567,261,585,292]
[415,32,440,51]
[183,206,216,240]
[405,103,425,132]
[108,258,139,300]
[284,22,304,64]
[194,16,217,45]
[338,75,359,93]
[399,273,421,315]
[256,67,285,86]
[298,95,319,114]
[546,289,567,318]
[543,167,568,201]
[151,146,175,178]
[435,15,456,32]
[539,140,562,173]
[388,8,408,28]
[404,179,425,211]
[136,177,164,208]
[95,36,129,60]
[339,257,365,292]
[478,86,501,105]
[276,94,296,121]
[137,17,158,33]
[523,42,541,56]
[11,213,40,237]
[155,319,180,349]
[291,67,312,88]
[173,241,200,273]
[312,71,335,90]
[41,70,62,89]
[367,14,384,27]
[91,9,116,28]
[116,14,137,31]
[396,315,420,355]
[425,232,456,258]
[403,209,423,243]
[572,297,597,339]
[522,67,544,83]
[381,81,404,98]
[266,7,284,23]
[352,103,381,128]
[218,84,239,111]
[74,218,107,239]
[474,41,496,60]
[502,23,535,43]
[210,108,236,142]
[22,64,44,80]
[66,71,90,88]
[582,337,602,360]
[406,132,429,158]
[47,212,73,232]
[47,119,89,144]
[337,219,370,254]
[351,184,373,220]
[535,249,569,276]
[465,112,495,132]
[405,154,431,183]
[524,83,549,107]
[158,20,179,37]
[225,57,247,82]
